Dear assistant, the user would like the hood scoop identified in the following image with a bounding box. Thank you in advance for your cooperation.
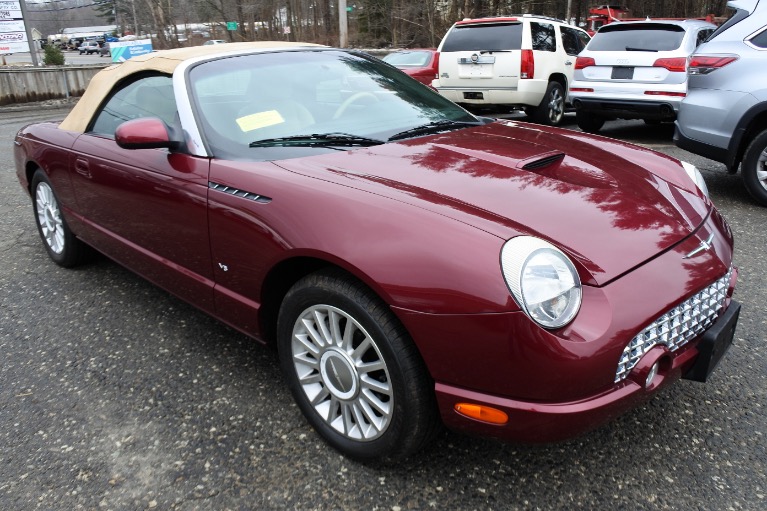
[518,151,566,171]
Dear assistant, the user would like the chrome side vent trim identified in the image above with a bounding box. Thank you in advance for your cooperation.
[521,153,565,170]
[209,182,272,203]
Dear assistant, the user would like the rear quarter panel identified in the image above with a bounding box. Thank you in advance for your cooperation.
[15,122,81,226]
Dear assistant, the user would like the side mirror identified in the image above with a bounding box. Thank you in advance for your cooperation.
[115,117,183,150]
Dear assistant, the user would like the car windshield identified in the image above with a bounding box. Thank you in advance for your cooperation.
[588,24,686,52]
[382,51,432,67]
[188,49,479,161]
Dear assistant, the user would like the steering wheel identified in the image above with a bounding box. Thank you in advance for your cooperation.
[333,92,380,119]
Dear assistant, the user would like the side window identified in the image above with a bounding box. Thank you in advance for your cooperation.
[530,22,556,52]
[561,27,586,55]
[90,74,176,137]
[749,27,767,48]
[697,28,714,46]
[577,30,592,51]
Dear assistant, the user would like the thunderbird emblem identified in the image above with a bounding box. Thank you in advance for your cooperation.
[684,233,715,259]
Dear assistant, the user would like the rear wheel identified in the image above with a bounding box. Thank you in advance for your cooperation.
[741,129,767,206]
[576,111,605,134]
[31,170,90,267]
[277,269,439,461]
[533,81,565,126]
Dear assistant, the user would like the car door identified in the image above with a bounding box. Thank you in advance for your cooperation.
[69,74,215,313]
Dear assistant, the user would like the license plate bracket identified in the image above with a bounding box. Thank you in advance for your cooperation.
[611,66,634,80]
[683,300,740,382]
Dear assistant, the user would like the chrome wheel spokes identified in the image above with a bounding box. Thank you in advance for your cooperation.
[291,305,392,441]
[757,149,767,190]
[549,88,564,123]
[35,182,65,254]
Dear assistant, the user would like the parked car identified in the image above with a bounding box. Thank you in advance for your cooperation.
[381,49,439,86]
[99,43,111,58]
[14,42,739,462]
[78,40,101,55]
[570,20,716,133]
[203,39,228,45]
[433,15,591,125]
[675,0,767,206]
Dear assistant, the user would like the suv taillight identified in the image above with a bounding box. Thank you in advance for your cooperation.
[521,49,535,79]
[653,57,687,72]
[688,55,739,75]
[575,57,595,70]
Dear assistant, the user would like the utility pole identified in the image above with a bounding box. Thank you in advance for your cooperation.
[339,0,348,47]
[19,0,40,66]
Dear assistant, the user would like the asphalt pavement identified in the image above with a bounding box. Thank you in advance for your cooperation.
[1,107,765,510]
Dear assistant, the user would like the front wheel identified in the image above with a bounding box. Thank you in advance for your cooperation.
[277,269,439,461]
[533,81,565,126]
[31,170,90,267]
[742,129,767,206]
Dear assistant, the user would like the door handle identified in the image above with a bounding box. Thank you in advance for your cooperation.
[74,158,91,178]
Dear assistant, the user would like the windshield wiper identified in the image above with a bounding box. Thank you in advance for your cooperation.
[249,132,384,148]
[625,46,658,52]
[388,120,478,142]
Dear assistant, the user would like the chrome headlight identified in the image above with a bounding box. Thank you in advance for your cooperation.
[501,236,582,329]
[682,161,709,198]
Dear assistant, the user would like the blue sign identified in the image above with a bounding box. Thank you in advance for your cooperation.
[109,39,153,62]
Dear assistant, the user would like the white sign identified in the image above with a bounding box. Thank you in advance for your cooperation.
[0,31,23,41]
[0,8,22,20]
[0,0,27,54]
[0,19,24,31]
[0,41,27,52]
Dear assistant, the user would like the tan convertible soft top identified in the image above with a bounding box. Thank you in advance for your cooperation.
[59,41,323,133]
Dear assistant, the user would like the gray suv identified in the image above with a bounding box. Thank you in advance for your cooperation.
[674,0,767,206]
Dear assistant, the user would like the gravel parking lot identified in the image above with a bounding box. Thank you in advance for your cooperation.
[1,107,765,510]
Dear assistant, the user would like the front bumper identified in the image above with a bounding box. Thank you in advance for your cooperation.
[434,300,739,443]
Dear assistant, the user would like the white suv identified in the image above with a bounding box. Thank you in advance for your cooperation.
[433,15,590,125]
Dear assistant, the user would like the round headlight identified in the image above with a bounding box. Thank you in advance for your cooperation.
[501,236,582,329]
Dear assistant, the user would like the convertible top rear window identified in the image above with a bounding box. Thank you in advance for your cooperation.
[441,23,523,52]
[589,24,686,52]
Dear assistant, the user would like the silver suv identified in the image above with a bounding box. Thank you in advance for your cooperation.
[674,0,767,206]
[570,19,716,133]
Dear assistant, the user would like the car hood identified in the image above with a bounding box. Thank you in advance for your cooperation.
[276,120,710,285]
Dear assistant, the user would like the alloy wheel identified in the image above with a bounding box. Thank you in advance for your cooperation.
[290,304,393,441]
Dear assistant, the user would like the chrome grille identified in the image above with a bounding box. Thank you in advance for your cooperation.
[615,267,732,383]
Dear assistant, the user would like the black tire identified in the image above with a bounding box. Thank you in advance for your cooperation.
[533,81,565,126]
[576,111,605,133]
[741,129,767,206]
[31,170,90,267]
[277,269,439,462]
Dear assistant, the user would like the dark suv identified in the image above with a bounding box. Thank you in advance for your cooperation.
[674,0,767,206]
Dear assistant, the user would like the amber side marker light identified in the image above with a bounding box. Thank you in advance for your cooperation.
[454,403,509,425]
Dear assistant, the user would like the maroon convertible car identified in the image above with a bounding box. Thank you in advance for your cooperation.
[14,42,740,461]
